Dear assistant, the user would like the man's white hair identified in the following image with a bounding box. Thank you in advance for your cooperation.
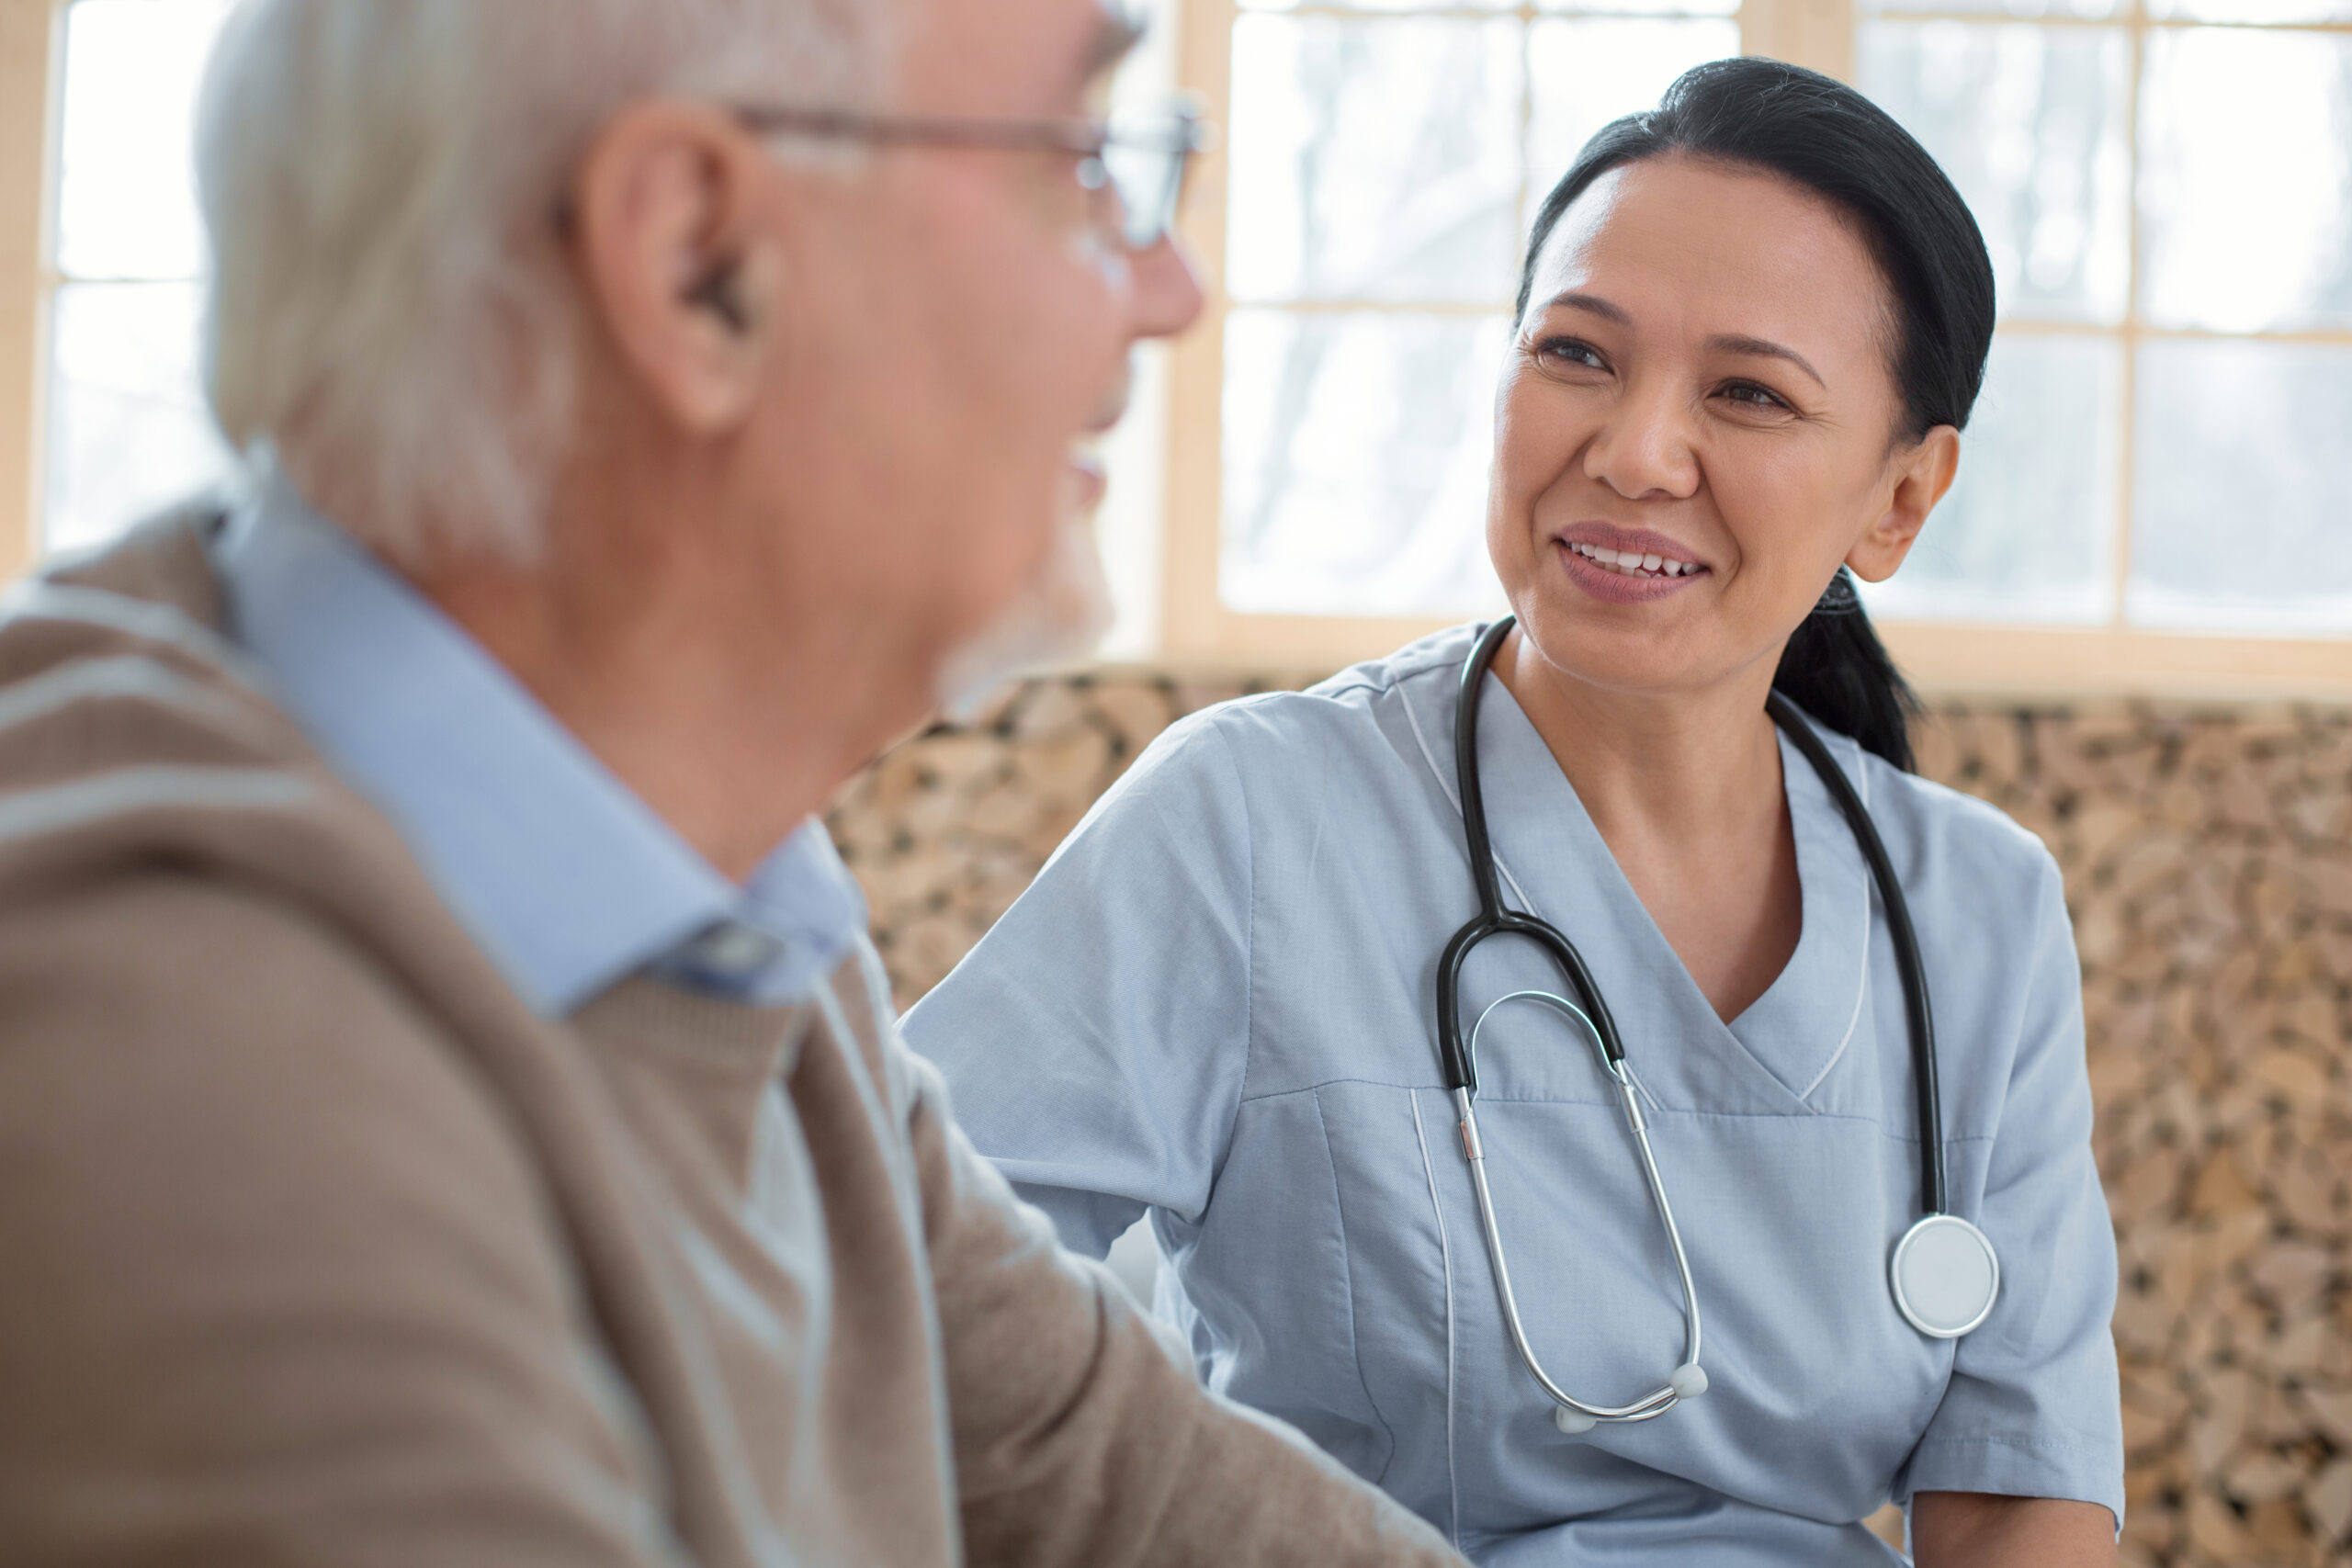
[197,0,888,565]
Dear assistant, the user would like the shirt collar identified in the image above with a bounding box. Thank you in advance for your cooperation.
[209,474,864,1017]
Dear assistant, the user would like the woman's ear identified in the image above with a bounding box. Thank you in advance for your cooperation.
[1849,424,1961,583]
[564,100,786,435]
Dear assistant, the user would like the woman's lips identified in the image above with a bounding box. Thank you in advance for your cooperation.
[1555,537,1706,604]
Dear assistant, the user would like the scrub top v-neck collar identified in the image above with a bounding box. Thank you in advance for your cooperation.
[1420,662,1876,1118]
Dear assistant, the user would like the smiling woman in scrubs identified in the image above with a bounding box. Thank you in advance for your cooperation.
[904,58,2123,1566]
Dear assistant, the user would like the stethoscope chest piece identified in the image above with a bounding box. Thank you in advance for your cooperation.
[1889,1213,1999,1339]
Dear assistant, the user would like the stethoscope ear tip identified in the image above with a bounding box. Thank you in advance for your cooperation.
[1553,1405,1600,1436]
[1668,1362,1708,1399]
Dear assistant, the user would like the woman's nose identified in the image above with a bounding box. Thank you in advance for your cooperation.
[1582,379,1702,503]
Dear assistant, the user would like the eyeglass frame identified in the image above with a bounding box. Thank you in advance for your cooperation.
[730,99,1215,251]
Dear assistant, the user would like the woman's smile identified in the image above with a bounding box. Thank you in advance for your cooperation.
[1555,521,1713,604]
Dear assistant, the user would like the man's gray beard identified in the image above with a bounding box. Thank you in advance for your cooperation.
[933,505,1114,727]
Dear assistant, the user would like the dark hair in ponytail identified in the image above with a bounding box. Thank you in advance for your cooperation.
[1518,57,1996,773]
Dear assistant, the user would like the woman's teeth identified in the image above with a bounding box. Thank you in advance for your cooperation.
[1568,541,1701,579]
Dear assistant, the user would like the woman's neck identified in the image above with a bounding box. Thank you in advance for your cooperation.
[1494,629,1801,1023]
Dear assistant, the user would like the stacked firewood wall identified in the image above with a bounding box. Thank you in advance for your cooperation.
[826,674,2352,1568]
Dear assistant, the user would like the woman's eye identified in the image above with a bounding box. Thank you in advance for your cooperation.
[1536,337,1609,372]
[1720,381,1791,412]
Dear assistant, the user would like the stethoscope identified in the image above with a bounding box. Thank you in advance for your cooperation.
[1436,616,2001,1436]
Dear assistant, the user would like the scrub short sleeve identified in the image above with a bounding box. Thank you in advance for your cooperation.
[1894,853,2125,1530]
[902,711,1255,1259]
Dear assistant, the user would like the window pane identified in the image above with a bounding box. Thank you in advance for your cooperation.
[44,282,239,558]
[2130,340,2352,636]
[2148,0,2352,27]
[1525,19,1742,186]
[1863,333,2120,625]
[55,0,236,281]
[2139,29,2352,333]
[1860,0,2118,19]
[1227,16,1523,304]
[1540,0,1739,18]
[1221,310,1508,616]
[1242,0,1514,10]
[1859,22,2131,325]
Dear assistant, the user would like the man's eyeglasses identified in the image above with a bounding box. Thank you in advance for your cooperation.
[734,101,1214,252]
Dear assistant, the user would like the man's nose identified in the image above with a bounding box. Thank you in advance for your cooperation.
[1127,232,1205,344]
[1581,376,1702,502]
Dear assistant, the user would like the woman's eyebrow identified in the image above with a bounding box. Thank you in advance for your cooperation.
[1708,333,1826,389]
[1543,291,1632,325]
[1541,294,1827,389]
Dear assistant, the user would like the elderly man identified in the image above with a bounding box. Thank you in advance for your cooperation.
[0,2,1467,1564]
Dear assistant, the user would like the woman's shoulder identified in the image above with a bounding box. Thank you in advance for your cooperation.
[1843,733,2065,909]
[1130,623,1486,784]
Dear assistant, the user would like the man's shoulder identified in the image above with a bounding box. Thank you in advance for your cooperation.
[0,513,306,795]
[0,532,564,1227]
[0,515,524,1020]
[0,872,535,1179]
[0,867,662,1563]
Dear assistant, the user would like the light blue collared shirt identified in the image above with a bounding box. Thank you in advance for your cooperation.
[208,476,865,1018]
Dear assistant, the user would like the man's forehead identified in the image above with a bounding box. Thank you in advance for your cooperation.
[902,0,1140,109]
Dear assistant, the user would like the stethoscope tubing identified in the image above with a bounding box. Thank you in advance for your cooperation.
[1759,692,1948,1217]
[1438,615,1959,1428]
[1458,1089,1690,1423]
[1442,615,1947,1215]
[1456,990,1706,1424]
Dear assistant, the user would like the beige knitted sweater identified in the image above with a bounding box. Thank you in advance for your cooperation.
[0,522,1465,1568]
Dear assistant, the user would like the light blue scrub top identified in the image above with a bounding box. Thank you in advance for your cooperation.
[903,626,2124,1565]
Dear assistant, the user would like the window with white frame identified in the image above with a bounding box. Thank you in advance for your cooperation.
[1162,0,2352,678]
[40,0,237,558]
[11,0,1190,657]
[9,0,2349,689]
[1855,0,2352,636]
[1215,0,1741,618]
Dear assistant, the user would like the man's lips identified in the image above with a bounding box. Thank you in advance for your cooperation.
[1066,446,1108,513]
[1083,398,1129,438]
[1065,395,1127,516]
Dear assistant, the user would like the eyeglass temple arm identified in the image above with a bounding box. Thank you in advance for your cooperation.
[735,105,1209,156]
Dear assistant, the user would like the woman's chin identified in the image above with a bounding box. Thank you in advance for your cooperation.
[1507,593,1743,702]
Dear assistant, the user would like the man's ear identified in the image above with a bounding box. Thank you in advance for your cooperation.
[565,100,785,434]
[1848,423,1960,584]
